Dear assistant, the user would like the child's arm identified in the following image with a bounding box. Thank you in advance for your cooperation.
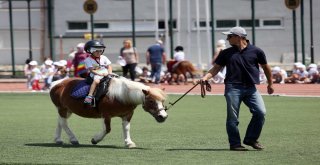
[89,67,103,76]
[107,65,112,74]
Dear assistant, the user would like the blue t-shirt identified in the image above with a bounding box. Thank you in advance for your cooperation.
[215,43,267,85]
[147,44,164,63]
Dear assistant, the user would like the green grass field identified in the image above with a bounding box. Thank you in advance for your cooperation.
[0,93,319,165]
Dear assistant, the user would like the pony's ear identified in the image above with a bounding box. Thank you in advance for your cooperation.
[142,89,149,95]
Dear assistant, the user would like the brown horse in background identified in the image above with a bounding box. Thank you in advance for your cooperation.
[49,77,168,148]
[166,60,201,85]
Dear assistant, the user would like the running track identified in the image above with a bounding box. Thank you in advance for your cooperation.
[0,79,319,97]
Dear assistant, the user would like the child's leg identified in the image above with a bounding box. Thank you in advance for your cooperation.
[88,79,100,96]
[84,76,102,104]
[32,80,38,90]
[36,80,41,90]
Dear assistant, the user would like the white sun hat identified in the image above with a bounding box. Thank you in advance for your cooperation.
[53,61,64,67]
[44,59,53,65]
[59,60,67,66]
[308,63,317,69]
[272,66,281,74]
[29,60,38,66]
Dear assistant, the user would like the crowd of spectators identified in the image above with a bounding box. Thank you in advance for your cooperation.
[24,58,69,91]
[22,40,319,90]
[272,62,319,84]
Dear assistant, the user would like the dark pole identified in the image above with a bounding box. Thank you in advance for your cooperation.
[210,0,215,57]
[27,0,33,60]
[309,0,314,63]
[251,0,255,45]
[47,0,54,60]
[293,10,298,62]
[300,0,305,64]
[131,0,136,47]
[169,0,173,59]
[9,0,16,77]
[90,14,94,40]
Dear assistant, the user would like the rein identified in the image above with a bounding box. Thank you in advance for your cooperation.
[164,80,211,111]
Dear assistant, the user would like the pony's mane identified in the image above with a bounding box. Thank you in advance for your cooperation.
[49,78,67,91]
[148,87,167,101]
[107,77,167,104]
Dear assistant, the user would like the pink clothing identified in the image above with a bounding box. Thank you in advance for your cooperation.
[72,52,89,77]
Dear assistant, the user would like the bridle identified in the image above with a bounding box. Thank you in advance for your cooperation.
[164,80,211,111]
[142,95,165,113]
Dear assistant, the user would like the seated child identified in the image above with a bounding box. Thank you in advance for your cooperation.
[83,40,112,105]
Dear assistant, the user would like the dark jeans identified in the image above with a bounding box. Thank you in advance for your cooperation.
[224,84,266,147]
[122,63,137,81]
[150,62,162,84]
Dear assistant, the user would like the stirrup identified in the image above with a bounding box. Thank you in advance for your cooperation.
[84,95,93,104]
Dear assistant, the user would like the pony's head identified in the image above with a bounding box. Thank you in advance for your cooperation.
[142,88,168,123]
[107,77,168,122]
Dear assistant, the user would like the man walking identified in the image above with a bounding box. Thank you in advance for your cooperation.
[146,40,166,84]
[200,26,274,151]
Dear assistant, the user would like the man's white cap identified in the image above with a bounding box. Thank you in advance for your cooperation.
[156,40,163,45]
[44,59,53,65]
[217,39,226,47]
[77,42,85,48]
[29,60,38,66]
[222,26,247,37]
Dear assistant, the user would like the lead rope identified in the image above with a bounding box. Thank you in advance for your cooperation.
[200,80,211,98]
[165,80,211,111]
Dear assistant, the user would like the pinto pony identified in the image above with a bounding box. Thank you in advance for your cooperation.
[167,60,201,85]
[49,77,168,148]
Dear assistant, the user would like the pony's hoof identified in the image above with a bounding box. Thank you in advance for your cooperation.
[126,143,136,148]
[91,138,98,145]
[70,141,79,145]
[55,141,63,145]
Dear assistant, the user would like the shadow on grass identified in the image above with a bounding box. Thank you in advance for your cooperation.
[166,148,257,152]
[166,148,229,152]
[24,143,148,150]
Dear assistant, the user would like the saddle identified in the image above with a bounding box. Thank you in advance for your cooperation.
[172,61,183,71]
[167,60,176,73]
[167,60,183,73]
[71,74,119,106]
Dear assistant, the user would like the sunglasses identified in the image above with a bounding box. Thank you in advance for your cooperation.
[227,34,238,40]
[90,47,104,53]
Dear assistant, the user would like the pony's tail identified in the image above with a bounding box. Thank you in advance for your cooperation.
[188,65,203,76]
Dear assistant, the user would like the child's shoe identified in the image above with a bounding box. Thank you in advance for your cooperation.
[84,95,93,104]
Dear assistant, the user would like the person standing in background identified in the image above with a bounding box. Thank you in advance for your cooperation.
[29,60,42,91]
[41,59,54,90]
[120,39,139,81]
[210,39,227,84]
[72,43,89,77]
[146,40,166,84]
[24,58,32,89]
[212,39,226,65]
